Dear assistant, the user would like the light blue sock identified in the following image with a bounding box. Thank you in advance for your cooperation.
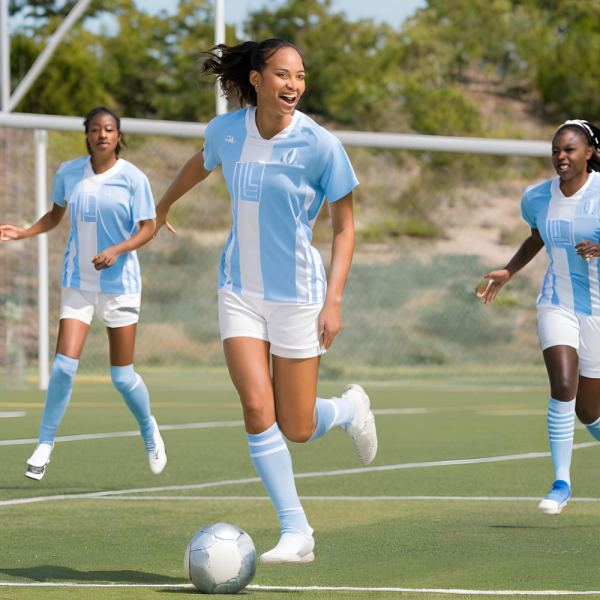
[110,365,155,452]
[548,397,575,486]
[38,354,79,445]
[308,397,355,441]
[583,414,600,441]
[247,422,311,535]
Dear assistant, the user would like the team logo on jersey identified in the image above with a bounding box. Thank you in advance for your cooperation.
[281,148,297,164]
[546,219,575,248]
[225,135,236,144]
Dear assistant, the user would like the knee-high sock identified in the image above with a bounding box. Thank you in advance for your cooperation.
[247,422,311,536]
[110,365,155,451]
[308,397,355,441]
[38,354,79,445]
[583,414,600,442]
[548,397,575,485]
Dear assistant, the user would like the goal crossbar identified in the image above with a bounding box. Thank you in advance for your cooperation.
[0,112,551,157]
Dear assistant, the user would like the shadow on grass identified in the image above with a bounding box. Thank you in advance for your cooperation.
[0,565,184,584]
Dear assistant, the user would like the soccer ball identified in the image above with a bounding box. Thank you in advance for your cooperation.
[184,522,257,594]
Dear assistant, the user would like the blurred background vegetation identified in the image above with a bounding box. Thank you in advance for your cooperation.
[3,0,599,384]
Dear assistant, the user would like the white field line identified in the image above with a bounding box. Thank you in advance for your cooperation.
[249,586,600,596]
[1,583,600,595]
[0,421,245,446]
[372,408,428,415]
[0,412,25,418]
[1,442,598,508]
[93,495,600,502]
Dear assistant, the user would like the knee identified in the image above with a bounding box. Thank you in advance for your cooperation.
[549,376,576,402]
[241,393,272,430]
[110,365,137,393]
[279,421,315,444]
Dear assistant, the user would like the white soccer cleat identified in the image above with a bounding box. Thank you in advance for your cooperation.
[341,383,377,467]
[259,530,315,565]
[147,416,167,475]
[25,443,54,481]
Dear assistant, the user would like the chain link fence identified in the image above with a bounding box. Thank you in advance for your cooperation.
[0,126,549,388]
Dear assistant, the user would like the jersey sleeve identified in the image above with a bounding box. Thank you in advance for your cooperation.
[317,137,359,202]
[131,172,156,223]
[520,189,536,228]
[203,118,222,171]
[51,165,67,207]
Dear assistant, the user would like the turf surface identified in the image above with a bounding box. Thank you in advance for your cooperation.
[1,382,599,599]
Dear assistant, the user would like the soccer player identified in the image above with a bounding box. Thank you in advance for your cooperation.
[154,39,377,564]
[478,119,600,515]
[0,107,167,480]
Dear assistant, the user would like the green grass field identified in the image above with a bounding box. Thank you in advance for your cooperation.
[1,381,600,599]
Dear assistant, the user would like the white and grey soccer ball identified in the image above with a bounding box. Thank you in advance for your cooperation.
[184,522,257,594]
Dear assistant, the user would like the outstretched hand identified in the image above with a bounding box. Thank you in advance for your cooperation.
[477,269,511,305]
[0,224,26,242]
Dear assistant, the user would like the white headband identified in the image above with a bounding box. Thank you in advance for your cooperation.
[557,119,600,150]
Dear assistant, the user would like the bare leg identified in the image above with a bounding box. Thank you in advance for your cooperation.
[223,337,275,433]
[107,323,137,366]
[540,345,578,501]
[542,345,579,401]
[575,375,600,425]
[37,318,90,447]
[56,318,90,359]
[224,337,313,555]
[272,355,320,443]
[107,324,157,454]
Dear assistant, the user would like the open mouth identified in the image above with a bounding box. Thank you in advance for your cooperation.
[558,164,570,173]
[280,93,297,106]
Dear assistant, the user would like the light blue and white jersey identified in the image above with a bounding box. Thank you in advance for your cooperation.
[521,172,600,316]
[52,156,156,295]
[203,107,359,304]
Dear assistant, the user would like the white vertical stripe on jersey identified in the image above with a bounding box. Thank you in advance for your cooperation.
[551,249,575,312]
[296,187,317,304]
[588,257,600,315]
[236,134,273,298]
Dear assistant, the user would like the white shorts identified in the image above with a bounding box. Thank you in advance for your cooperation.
[537,303,600,378]
[218,289,325,359]
[59,287,141,328]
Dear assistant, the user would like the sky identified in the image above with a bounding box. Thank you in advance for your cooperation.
[10,0,428,36]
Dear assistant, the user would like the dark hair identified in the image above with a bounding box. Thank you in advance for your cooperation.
[554,120,600,172]
[83,106,124,157]
[200,39,305,108]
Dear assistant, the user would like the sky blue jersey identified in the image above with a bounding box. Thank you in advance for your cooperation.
[521,172,600,316]
[203,107,359,304]
[52,156,156,295]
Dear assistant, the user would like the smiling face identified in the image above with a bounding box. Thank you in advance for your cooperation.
[86,112,121,159]
[552,128,593,182]
[249,47,305,117]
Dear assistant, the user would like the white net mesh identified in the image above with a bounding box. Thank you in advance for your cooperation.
[0,126,551,387]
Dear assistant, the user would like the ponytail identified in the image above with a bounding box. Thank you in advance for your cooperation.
[200,39,304,108]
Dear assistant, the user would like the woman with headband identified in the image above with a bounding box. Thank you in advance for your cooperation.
[478,119,600,515]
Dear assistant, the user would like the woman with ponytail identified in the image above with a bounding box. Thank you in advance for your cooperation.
[478,119,600,516]
[0,107,167,480]
[155,39,377,564]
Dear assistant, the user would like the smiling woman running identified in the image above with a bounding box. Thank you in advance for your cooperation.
[0,107,167,480]
[479,119,600,515]
[155,39,377,564]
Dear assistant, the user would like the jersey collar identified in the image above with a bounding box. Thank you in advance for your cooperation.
[246,107,302,144]
[84,156,126,181]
